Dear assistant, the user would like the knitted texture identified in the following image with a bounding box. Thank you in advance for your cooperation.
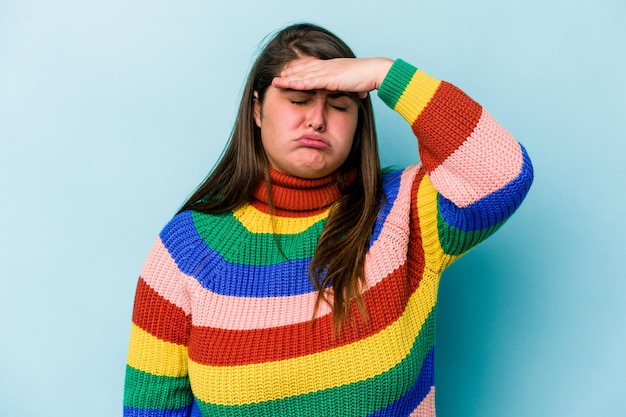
[124,59,534,417]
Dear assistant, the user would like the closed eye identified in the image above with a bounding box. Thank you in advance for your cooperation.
[282,89,314,105]
[328,97,352,112]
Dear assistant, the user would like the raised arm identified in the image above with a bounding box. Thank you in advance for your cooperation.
[378,59,534,264]
[274,57,534,265]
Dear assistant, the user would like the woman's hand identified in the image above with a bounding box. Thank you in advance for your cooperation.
[272,57,393,99]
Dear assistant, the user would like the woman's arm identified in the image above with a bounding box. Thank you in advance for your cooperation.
[378,59,533,264]
[274,57,534,267]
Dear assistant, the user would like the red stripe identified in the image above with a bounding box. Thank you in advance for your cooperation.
[409,170,427,287]
[132,277,190,345]
[414,82,483,171]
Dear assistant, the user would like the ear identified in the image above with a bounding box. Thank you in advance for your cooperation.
[253,91,261,128]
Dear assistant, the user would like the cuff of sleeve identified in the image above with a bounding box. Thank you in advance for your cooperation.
[377,59,419,109]
[378,59,442,125]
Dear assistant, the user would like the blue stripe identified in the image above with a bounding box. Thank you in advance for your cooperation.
[123,405,192,417]
[367,347,435,417]
[206,257,317,297]
[190,399,202,417]
[438,146,533,231]
[371,168,404,244]
[160,211,318,297]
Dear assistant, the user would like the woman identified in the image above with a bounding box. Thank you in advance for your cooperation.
[124,23,533,417]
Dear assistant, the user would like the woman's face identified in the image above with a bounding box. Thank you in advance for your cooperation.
[253,59,359,179]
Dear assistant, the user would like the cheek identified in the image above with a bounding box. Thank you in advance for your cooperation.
[260,100,302,129]
[334,114,359,145]
[268,108,305,134]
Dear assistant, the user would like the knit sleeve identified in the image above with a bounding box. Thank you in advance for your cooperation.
[123,232,194,416]
[378,59,533,268]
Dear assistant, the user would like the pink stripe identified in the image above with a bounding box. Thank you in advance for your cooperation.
[428,109,523,207]
[409,387,435,416]
[363,165,418,287]
[139,239,200,315]
[140,236,323,329]
[190,166,419,330]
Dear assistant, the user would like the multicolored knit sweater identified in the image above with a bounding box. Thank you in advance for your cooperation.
[124,59,533,417]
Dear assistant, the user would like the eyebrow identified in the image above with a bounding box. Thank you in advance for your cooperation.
[327,92,352,99]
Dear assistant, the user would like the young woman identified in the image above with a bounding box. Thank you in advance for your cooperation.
[124,23,533,417]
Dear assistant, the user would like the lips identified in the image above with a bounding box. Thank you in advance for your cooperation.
[295,134,331,150]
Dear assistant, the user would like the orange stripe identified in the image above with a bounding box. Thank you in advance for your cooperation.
[132,277,190,345]
[408,169,428,286]
[414,82,483,170]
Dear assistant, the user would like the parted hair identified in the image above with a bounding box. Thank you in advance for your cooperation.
[179,23,383,332]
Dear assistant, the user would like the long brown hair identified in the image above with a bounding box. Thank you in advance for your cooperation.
[180,23,383,331]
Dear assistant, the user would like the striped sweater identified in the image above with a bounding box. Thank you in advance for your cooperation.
[124,59,534,416]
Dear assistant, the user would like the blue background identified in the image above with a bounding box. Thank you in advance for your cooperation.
[1,1,624,416]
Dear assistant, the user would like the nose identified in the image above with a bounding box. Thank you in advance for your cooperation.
[306,99,326,132]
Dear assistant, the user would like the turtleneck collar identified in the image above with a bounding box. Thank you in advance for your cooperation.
[252,168,356,213]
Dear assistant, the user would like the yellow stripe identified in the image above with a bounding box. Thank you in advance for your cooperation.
[188,272,439,405]
[126,323,188,377]
[394,70,441,124]
[232,204,329,234]
[416,176,459,272]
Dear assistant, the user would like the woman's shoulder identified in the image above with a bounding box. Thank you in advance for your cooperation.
[155,209,236,274]
[382,166,408,183]
[159,209,230,246]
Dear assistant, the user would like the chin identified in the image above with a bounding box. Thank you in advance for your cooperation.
[295,165,337,179]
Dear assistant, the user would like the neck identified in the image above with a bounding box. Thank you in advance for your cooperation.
[251,168,355,215]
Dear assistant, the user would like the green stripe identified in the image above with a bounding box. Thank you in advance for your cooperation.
[192,210,327,265]
[124,366,193,409]
[377,59,418,110]
[437,210,505,256]
[195,309,436,417]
